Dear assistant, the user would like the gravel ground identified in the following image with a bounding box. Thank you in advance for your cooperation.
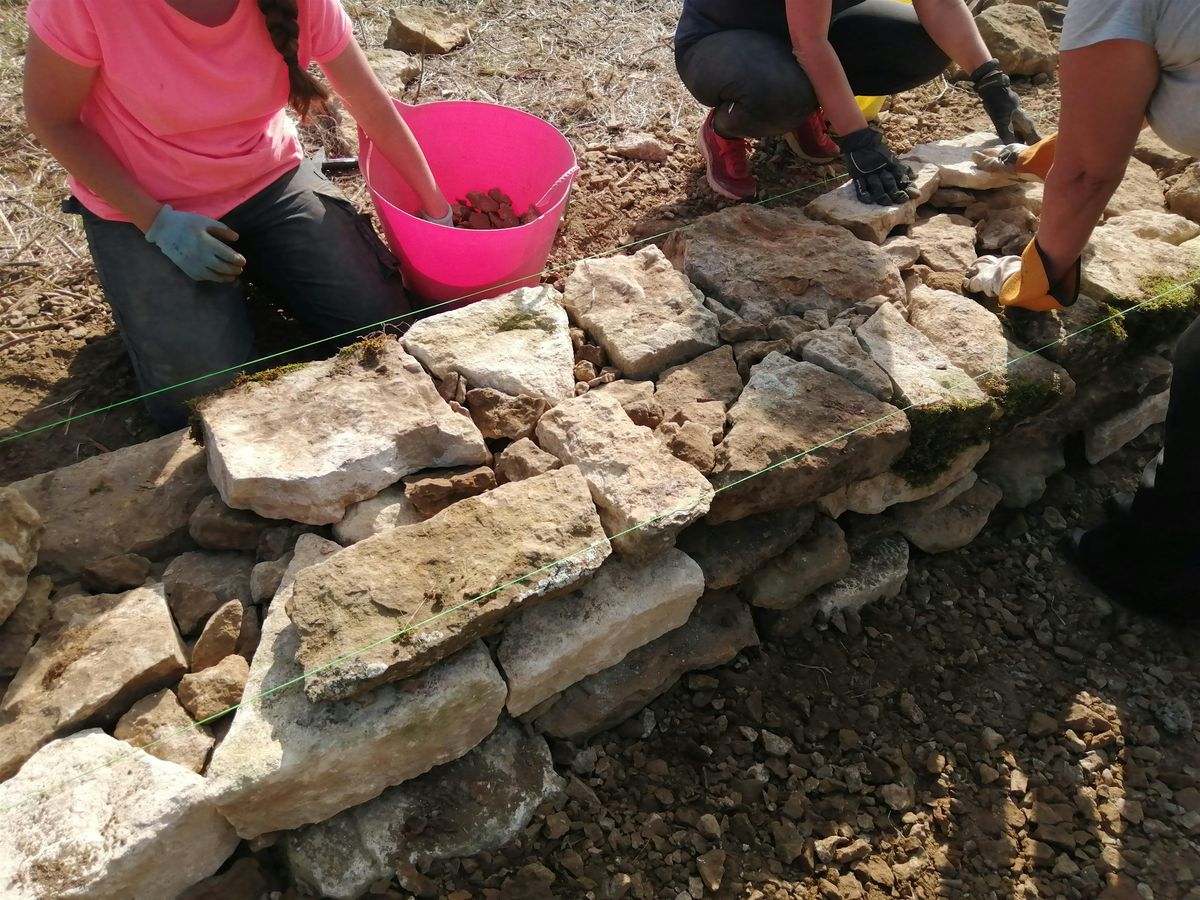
[327,429,1197,900]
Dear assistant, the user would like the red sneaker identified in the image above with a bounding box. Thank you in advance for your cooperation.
[697,109,757,200]
[785,109,840,163]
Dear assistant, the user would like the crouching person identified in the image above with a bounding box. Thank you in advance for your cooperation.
[965,0,1200,619]
[24,0,453,429]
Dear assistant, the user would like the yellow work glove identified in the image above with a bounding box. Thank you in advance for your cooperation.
[999,239,1079,312]
[965,240,1079,312]
[972,133,1059,181]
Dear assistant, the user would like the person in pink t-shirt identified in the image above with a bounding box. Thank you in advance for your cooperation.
[23,0,453,428]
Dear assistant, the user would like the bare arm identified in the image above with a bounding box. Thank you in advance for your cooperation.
[911,0,991,74]
[1037,39,1159,287]
[320,38,450,219]
[23,32,164,232]
[786,0,866,136]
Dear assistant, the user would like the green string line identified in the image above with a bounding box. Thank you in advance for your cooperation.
[0,174,845,446]
[5,274,1194,814]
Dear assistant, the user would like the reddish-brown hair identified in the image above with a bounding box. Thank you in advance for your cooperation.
[258,0,330,117]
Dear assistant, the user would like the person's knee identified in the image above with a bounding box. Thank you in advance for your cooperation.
[723,75,817,138]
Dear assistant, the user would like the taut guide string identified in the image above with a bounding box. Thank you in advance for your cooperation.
[5,271,1196,814]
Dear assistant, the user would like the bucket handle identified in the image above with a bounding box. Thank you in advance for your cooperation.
[533,165,580,213]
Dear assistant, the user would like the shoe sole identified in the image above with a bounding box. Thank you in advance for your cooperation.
[783,131,838,164]
[696,129,754,201]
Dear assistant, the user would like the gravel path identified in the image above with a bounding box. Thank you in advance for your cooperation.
[385,427,1200,900]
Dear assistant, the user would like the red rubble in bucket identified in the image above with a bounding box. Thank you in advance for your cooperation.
[453,188,540,230]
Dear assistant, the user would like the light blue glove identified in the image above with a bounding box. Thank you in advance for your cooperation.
[145,204,245,282]
[420,203,454,227]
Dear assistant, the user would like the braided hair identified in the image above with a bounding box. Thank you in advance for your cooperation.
[258,0,330,118]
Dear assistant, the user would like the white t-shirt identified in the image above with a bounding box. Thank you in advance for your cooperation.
[1061,0,1200,158]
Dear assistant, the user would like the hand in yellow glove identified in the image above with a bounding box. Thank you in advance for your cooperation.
[972,133,1059,181]
[965,239,1079,312]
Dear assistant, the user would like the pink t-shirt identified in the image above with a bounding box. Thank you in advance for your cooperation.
[27,0,352,221]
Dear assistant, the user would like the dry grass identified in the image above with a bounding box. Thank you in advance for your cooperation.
[0,6,108,352]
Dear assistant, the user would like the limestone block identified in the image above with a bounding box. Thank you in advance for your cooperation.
[0,730,237,899]
[762,534,909,638]
[974,4,1057,77]
[892,480,1004,553]
[0,583,187,780]
[910,214,979,274]
[0,575,51,676]
[801,320,893,401]
[1134,130,1194,178]
[189,600,243,671]
[114,689,214,774]
[653,345,744,414]
[285,720,563,900]
[903,132,1024,191]
[534,592,759,741]
[676,506,816,590]
[401,465,497,516]
[188,494,271,552]
[8,429,210,575]
[1104,157,1166,216]
[0,487,41,626]
[163,551,254,635]
[536,392,713,558]
[494,438,562,484]
[206,536,508,838]
[1105,210,1200,246]
[742,516,851,610]
[332,486,425,545]
[498,549,704,716]
[676,206,906,322]
[908,285,1074,419]
[402,286,575,401]
[1167,163,1200,223]
[804,164,939,244]
[385,6,473,54]
[465,388,551,440]
[177,654,249,723]
[707,355,910,523]
[288,467,610,702]
[818,443,990,517]
[196,338,489,525]
[978,423,1066,508]
[1082,226,1200,308]
[561,245,720,378]
[1084,390,1171,464]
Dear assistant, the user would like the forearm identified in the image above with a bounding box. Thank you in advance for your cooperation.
[1037,162,1122,284]
[911,0,991,73]
[791,38,867,136]
[32,121,161,231]
[353,96,448,217]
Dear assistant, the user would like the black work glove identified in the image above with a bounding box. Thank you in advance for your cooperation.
[972,59,1041,145]
[835,127,919,205]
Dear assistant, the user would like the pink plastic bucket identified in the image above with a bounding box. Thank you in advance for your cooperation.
[360,100,578,307]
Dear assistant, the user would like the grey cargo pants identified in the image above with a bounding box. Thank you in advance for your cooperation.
[72,158,411,430]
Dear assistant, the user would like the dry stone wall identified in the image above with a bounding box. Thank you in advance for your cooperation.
[1,131,1197,898]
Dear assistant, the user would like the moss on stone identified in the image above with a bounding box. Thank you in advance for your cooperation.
[1115,268,1200,351]
[336,333,391,367]
[996,374,1067,426]
[494,308,555,334]
[893,398,995,487]
[185,362,310,445]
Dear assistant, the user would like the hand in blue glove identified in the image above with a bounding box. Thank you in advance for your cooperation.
[145,204,246,283]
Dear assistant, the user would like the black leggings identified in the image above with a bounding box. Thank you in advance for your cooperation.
[675,0,949,139]
[1136,314,1200,533]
